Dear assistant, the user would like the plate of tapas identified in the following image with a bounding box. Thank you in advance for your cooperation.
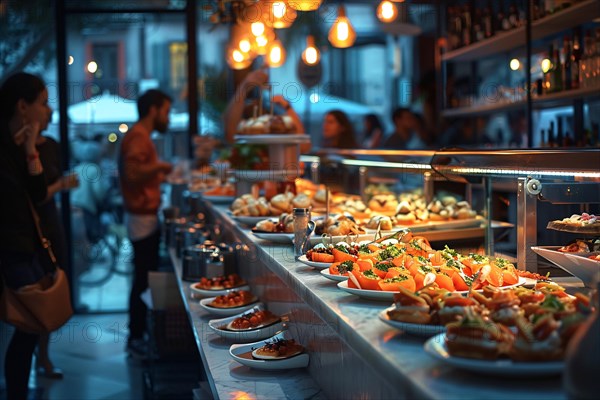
[189,274,249,297]
[320,268,349,282]
[546,213,600,235]
[297,254,330,270]
[424,333,564,376]
[378,307,445,337]
[199,290,259,316]
[230,214,273,226]
[336,280,396,301]
[251,229,294,244]
[208,304,284,342]
[229,331,309,370]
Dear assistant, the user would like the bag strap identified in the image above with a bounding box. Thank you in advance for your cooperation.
[26,198,59,268]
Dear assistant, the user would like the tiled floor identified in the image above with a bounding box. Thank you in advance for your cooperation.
[3,313,146,400]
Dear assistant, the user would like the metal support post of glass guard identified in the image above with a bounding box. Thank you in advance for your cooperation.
[359,167,368,203]
[483,177,494,257]
[311,162,319,184]
[423,172,434,204]
[517,177,539,272]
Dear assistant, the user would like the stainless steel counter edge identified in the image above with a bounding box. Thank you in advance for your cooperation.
[206,204,566,400]
[170,249,326,400]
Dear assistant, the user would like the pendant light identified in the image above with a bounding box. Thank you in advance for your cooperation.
[376,1,398,23]
[266,38,286,67]
[288,0,322,12]
[270,1,297,29]
[226,45,253,70]
[254,27,275,55]
[328,5,356,48]
[301,35,320,65]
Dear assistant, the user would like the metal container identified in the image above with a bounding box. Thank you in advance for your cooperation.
[182,244,223,281]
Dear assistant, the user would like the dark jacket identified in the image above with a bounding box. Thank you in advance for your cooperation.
[0,137,48,254]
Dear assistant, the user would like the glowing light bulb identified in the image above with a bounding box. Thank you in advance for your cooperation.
[287,0,322,12]
[251,21,265,37]
[510,58,520,71]
[68,56,74,65]
[118,123,128,133]
[541,58,552,74]
[267,40,286,68]
[302,35,320,65]
[232,50,245,63]
[377,1,398,23]
[328,6,356,48]
[87,61,98,73]
[108,133,118,143]
[239,39,252,53]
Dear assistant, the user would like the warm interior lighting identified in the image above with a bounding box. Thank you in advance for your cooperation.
[288,0,322,11]
[118,123,128,133]
[301,35,320,65]
[271,0,296,29]
[68,56,74,65]
[251,21,265,37]
[328,5,356,48]
[255,34,271,55]
[226,45,253,70]
[510,58,520,71]
[541,58,552,74]
[87,61,98,73]
[108,133,118,143]
[267,39,286,67]
[239,38,252,53]
[377,1,398,23]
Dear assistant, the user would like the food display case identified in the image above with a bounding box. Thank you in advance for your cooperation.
[168,148,599,400]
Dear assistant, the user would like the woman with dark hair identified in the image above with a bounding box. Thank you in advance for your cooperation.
[362,113,384,148]
[321,110,358,149]
[0,72,51,400]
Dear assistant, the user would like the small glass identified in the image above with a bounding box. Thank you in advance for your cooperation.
[293,208,310,259]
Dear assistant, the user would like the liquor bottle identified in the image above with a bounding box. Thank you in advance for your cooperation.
[544,0,555,15]
[547,121,555,147]
[544,43,554,93]
[540,128,546,147]
[473,9,484,42]
[501,1,511,31]
[580,31,594,88]
[571,35,581,90]
[483,1,494,38]
[562,36,572,90]
[461,4,472,47]
[449,6,463,50]
[496,0,505,33]
[508,1,519,29]
[557,118,564,147]
[593,28,600,87]
[551,43,563,93]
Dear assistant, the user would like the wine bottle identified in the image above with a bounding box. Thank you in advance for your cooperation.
[571,35,581,90]
[461,4,472,47]
[563,36,572,90]
[483,1,494,38]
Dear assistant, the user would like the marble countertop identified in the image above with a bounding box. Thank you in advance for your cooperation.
[202,204,578,400]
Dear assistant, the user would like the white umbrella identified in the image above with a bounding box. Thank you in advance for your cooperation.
[56,91,138,124]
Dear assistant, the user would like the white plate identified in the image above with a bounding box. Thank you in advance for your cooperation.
[189,282,250,298]
[532,246,600,287]
[202,194,235,204]
[320,268,349,282]
[336,280,395,301]
[230,169,302,181]
[378,306,445,337]
[208,305,285,342]
[364,217,482,233]
[251,230,294,244]
[309,233,374,247]
[297,254,331,270]
[234,134,309,144]
[424,333,563,376]
[199,296,259,316]
[230,215,274,226]
[229,331,309,370]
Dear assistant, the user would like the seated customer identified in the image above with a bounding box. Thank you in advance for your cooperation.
[321,110,358,149]
[381,107,429,150]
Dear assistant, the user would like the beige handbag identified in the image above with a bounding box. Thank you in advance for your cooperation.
[0,200,73,333]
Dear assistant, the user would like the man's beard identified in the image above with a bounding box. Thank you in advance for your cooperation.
[155,119,168,133]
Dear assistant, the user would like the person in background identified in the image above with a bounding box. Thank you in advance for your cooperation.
[118,89,173,359]
[381,107,429,150]
[35,133,79,380]
[0,72,50,400]
[223,66,309,152]
[362,113,384,149]
[321,109,358,149]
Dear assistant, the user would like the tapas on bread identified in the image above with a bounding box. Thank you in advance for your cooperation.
[190,274,250,297]
[208,290,257,309]
[208,305,285,342]
[547,213,600,235]
[229,332,310,370]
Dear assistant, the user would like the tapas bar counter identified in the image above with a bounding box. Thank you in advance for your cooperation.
[171,200,580,400]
